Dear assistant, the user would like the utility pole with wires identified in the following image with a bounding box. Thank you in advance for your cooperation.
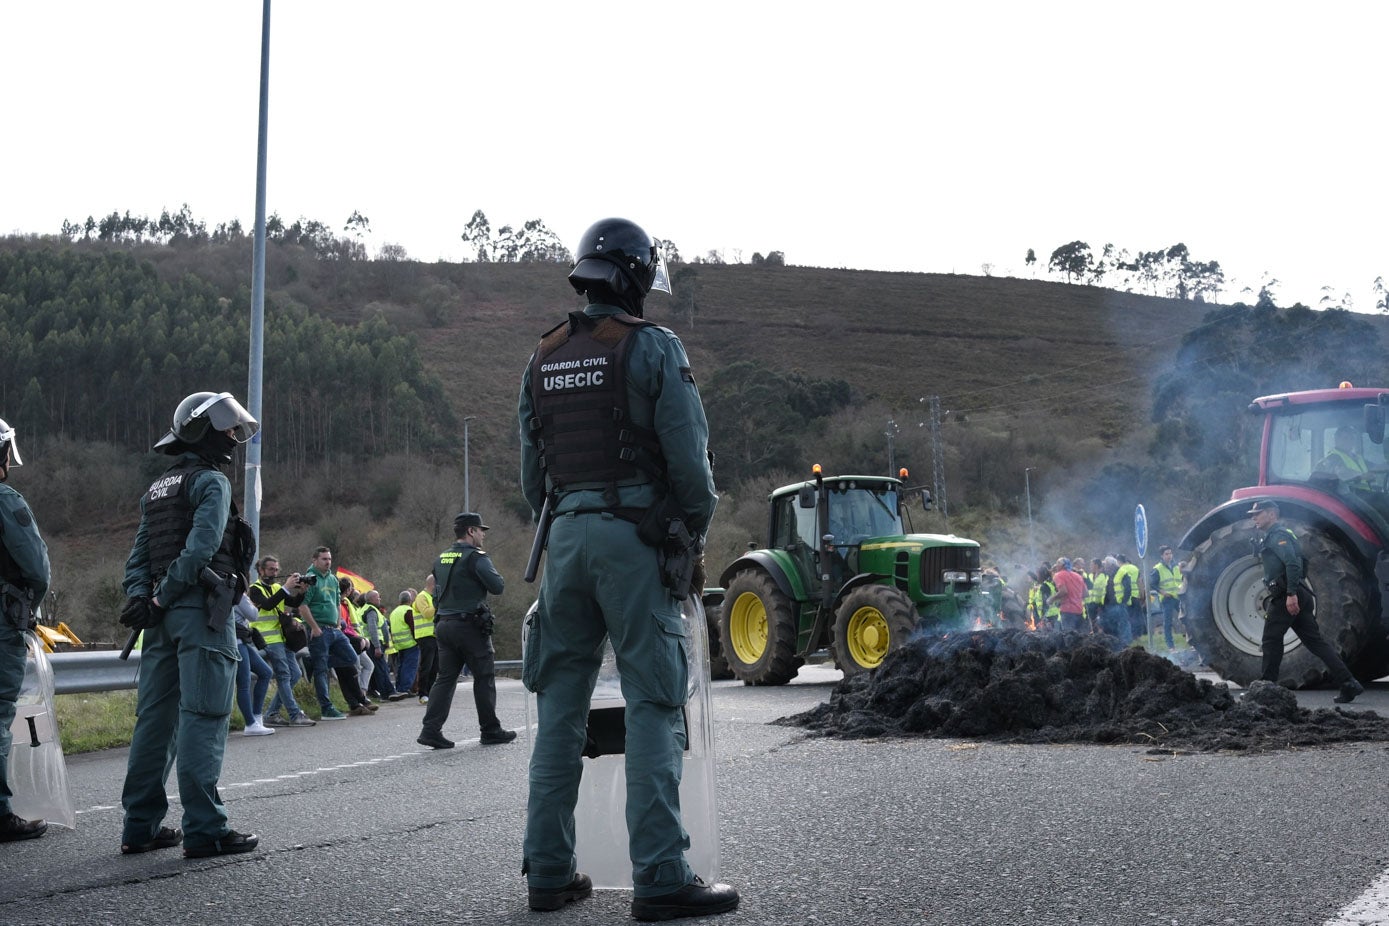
[884,418,898,475]
[928,395,948,523]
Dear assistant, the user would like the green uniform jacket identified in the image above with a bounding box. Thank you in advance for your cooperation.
[518,303,718,534]
[1257,522,1304,590]
[122,456,229,606]
[0,482,50,603]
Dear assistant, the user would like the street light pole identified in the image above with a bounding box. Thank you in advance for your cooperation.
[1024,467,1036,567]
[243,0,271,558]
[463,415,476,512]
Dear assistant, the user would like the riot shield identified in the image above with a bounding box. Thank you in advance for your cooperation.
[7,631,75,829]
[523,597,721,889]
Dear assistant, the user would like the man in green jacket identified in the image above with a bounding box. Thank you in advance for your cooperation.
[0,416,51,842]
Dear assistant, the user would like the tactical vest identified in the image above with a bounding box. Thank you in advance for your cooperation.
[434,546,482,614]
[388,605,417,651]
[143,458,246,588]
[527,311,666,494]
[1154,562,1182,598]
[249,580,286,645]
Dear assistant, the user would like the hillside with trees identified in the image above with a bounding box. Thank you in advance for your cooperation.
[3,221,1385,656]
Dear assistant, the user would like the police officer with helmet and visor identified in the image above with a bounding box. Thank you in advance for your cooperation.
[518,218,738,920]
[0,416,52,842]
[117,391,263,858]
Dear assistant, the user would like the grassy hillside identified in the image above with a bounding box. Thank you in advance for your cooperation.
[7,236,1384,650]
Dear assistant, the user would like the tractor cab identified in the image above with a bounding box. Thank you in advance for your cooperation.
[1259,387,1389,536]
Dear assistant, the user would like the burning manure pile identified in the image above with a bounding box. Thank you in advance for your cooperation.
[780,629,1389,752]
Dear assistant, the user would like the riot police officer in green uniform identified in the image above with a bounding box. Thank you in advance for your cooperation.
[416,512,514,749]
[117,392,262,858]
[1248,500,1364,702]
[518,217,738,920]
[0,417,51,842]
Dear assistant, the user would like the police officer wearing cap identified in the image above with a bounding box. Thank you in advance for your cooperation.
[117,391,262,858]
[416,513,513,749]
[518,218,738,920]
[1248,499,1364,702]
[0,416,52,842]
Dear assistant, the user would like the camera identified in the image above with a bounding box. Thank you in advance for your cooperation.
[298,573,318,587]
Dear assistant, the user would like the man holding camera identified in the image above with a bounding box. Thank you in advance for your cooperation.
[417,513,513,749]
[247,555,314,727]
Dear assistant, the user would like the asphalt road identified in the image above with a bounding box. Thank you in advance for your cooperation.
[5,666,1389,926]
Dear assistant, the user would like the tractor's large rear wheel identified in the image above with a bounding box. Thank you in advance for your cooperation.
[719,570,799,686]
[1185,520,1371,688]
[833,584,918,678]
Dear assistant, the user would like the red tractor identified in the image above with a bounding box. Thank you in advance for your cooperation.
[1180,384,1389,687]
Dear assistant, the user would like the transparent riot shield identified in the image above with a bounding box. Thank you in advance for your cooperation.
[523,597,720,890]
[8,631,75,829]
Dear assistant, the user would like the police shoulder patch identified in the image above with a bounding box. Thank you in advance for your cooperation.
[14,505,32,528]
[680,366,695,383]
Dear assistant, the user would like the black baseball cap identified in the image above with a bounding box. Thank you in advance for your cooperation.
[454,512,491,532]
[1246,500,1280,514]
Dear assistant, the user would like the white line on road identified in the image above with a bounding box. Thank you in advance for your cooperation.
[1325,869,1389,925]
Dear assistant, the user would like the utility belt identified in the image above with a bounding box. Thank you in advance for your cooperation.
[437,604,494,635]
[561,493,699,601]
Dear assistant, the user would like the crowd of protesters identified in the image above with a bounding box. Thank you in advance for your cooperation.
[977,548,1185,648]
[235,548,450,733]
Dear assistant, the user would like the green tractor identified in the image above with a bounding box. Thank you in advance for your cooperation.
[714,467,989,685]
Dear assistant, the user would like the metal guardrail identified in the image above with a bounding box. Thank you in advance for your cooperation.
[47,651,522,697]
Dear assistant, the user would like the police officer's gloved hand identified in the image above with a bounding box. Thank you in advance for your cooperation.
[119,596,152,629]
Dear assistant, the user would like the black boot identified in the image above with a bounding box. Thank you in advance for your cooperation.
[632,876,740,921]
[528,872,593,911]
[184,830,259,859]
[0,812,47,842]
[1334,679,1366,703]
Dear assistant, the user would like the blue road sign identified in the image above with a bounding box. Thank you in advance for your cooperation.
[1134,504,1148,560]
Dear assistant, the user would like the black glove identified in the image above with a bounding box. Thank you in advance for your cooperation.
[119,596,165,633]
[119,596,152,629]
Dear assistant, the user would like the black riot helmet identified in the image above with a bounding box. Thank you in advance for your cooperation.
[567,217,671,317]
[154,391,259,463]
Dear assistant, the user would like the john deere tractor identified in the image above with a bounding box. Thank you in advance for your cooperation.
[715,467,989,685]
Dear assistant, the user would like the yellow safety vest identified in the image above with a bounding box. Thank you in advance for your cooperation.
[1154,562,1183,598]
[1328,448,1371,488]
[1083,571,1103,606]
[1041,580,1060,619]
[1093,572,1111,605]
[413,591,436,639]
[1115,564,1142,604]
[249,580,286,646]
[388,605,417,652]
[345,599,366,637]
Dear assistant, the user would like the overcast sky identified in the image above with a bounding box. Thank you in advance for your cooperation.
[4,2,1386,311]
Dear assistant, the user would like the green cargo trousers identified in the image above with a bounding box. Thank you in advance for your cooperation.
[522,511,694,898]
[121,598,239,846]
[0,622,27,815]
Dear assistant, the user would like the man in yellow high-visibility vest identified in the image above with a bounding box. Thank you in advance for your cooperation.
[1149,545,1184,650]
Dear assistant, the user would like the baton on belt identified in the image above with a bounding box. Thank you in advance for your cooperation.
[524,495,553,583]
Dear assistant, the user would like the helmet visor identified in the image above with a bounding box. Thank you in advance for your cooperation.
[0,418,20,466]
[649,245,672,295]
[198,393,260,443]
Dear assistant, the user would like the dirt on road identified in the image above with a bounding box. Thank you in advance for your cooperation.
[779,629,1389,753]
